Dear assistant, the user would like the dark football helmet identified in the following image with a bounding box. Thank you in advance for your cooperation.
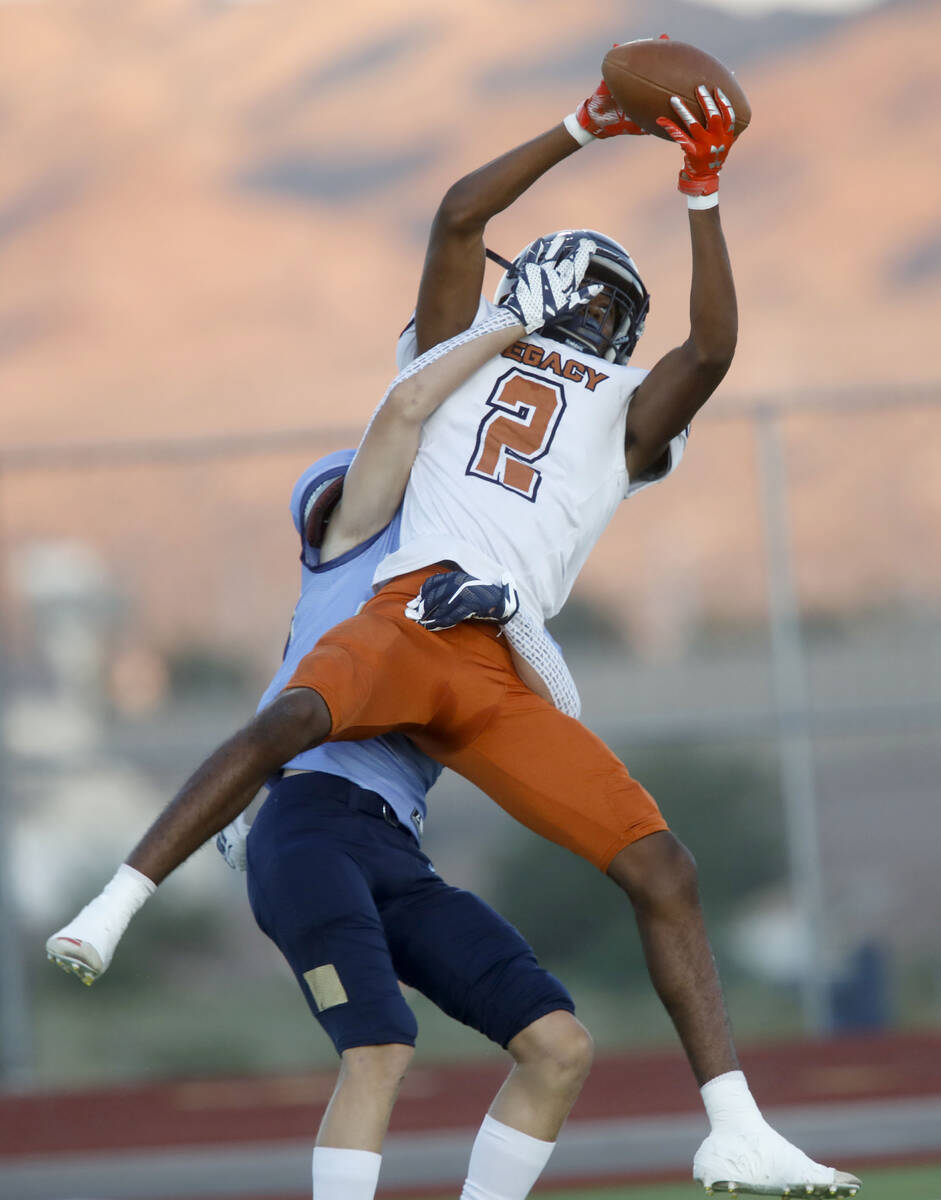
[494,229,649,365]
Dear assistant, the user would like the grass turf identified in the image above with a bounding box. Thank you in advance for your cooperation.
[408,1162,941,1200]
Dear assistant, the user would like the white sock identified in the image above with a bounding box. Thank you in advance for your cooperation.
[109,863,157,906]
[700,1070,765,1131]
[311,1146,381,1200]
[50,863,156,973]
[460,1114,555,1200]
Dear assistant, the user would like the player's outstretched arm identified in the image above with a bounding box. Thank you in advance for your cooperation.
[415,72,645,356]
[321,311,524,561]
[325,238,601,561]
[624,85,738,481]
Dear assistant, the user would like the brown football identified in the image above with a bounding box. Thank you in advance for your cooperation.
[602,39,750,141]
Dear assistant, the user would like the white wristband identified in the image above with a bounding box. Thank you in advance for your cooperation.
[563,112,595,147]
[687,192,719,210]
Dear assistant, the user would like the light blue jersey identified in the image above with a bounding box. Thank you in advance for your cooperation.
[257,449,440,842]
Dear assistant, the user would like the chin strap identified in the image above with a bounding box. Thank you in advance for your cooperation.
[485,247,514,270]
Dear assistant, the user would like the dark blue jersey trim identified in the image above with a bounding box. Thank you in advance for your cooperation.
[296,466,348,541]
[308,522,392,574]
[295,462,395,573]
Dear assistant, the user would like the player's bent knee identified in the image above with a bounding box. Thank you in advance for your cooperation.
[608,830,701,913]
[508,1011,594,1086]
[339,1043,415,1091]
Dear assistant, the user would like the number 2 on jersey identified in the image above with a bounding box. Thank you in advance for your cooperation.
[466,369,566,501]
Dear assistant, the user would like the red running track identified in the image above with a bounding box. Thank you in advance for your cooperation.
[6,1032,941,1159]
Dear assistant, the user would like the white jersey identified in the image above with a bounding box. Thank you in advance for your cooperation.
[377,298,686,620]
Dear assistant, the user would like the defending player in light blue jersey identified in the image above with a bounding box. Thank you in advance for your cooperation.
[252,447,440,840]
[215,447,590,1200]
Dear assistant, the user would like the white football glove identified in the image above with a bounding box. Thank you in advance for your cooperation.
[500,233,601,334]
[216,813,250,872]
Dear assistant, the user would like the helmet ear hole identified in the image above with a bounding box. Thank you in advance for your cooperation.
[305,477,344,548]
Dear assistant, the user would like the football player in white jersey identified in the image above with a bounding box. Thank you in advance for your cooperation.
[47,69,859,1200]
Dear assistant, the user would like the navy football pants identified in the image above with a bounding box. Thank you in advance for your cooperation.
[246,772,574,1054]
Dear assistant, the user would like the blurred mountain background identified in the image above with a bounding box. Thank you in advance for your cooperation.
[1,0,939,1086]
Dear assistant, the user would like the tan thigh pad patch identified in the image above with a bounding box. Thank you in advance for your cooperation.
[303,963,348,1011]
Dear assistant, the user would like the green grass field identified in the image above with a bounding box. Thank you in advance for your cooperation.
[410,1163,941,1200]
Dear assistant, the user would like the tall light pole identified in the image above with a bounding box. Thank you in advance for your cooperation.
[756,408,831,1034]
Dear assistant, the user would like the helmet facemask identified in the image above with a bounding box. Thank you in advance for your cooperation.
[543,260,649,364]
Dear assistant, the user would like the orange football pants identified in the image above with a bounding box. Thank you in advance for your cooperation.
[286,567,668,872]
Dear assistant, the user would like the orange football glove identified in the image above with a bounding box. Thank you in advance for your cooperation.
[575,79,646,139]
[656,84,736,197]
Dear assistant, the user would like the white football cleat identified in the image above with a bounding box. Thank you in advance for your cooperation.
[695,1124,861,1197]
[46,865,155,985]
[46,894,121,986]
[46,931,104,986]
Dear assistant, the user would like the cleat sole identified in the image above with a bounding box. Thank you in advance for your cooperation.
[47,950,98,986]
[706,1187,860,1198]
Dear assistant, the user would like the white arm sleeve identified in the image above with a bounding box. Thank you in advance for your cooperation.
[502,607,581,719]
[361,307,518,447]
[395,295,499,370]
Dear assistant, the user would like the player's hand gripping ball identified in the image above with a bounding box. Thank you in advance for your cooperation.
[657,85,737,196]
[575,79,647,139]
[573,35,673,139]
[405,570,520,633]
